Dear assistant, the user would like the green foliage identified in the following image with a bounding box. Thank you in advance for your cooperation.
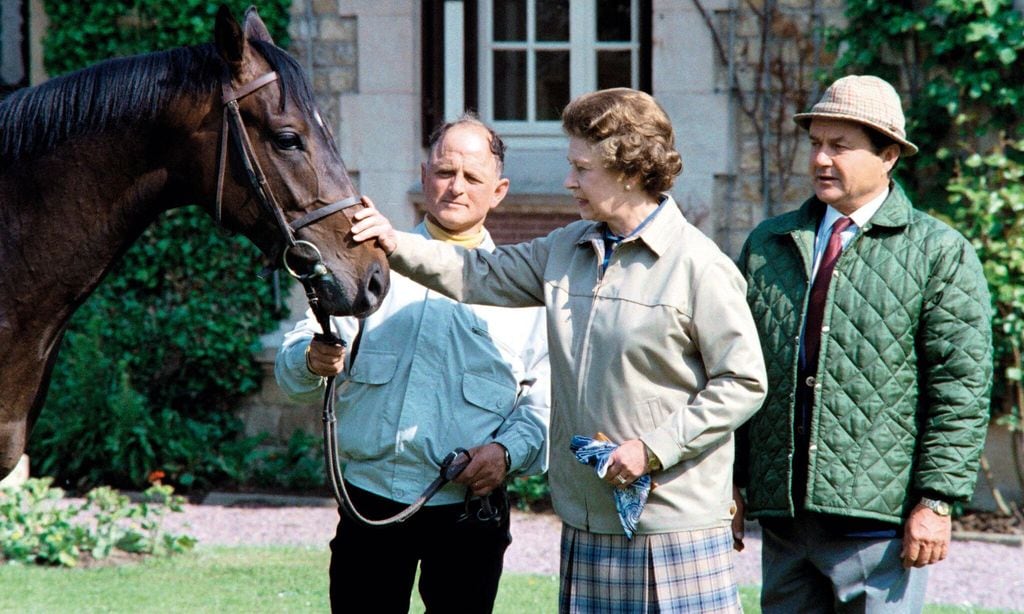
[245,430,326,492]
[507,475,551,511]
[829,1,1024,431]
[0,478,194,567]
[946,138,1024,431]
[42,0,291,77]
[827,0,1024,201]
[28,1,294,492]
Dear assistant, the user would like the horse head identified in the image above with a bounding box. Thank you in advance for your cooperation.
[204,6,388,317]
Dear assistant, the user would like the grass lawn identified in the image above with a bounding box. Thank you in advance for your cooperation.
[0,546,1017,613]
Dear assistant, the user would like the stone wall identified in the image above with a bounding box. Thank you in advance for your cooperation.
[286,0,358,139]
[711,0,845,252]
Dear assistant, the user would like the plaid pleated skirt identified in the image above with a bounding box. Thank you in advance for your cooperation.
[559,523,741,613]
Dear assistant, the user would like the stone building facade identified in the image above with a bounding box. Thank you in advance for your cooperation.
[7,0,1017,505]
[237,0,851,441]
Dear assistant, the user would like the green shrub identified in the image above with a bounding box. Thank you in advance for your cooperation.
[507,475,551,511]
[246,430,327,492]
[0,478,194,567]
[946,138,1024,433]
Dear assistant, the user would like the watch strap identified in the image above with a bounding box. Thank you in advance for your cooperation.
[920,496,951,516]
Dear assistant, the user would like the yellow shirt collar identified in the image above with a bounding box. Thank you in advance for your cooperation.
[424,216,486,248]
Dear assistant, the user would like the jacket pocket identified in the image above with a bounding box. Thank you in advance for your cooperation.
[348,350,399,384]
[442,372,517,451]
[640,397,671,434]
[462,372,516,416]
[337,350,400,460]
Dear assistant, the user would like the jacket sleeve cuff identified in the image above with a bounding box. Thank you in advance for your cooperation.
[282,342,324,388]
[641,428,683,470]
[493,436,524,474]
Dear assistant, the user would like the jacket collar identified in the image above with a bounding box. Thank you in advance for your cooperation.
[576,193,684,258]
[768,180,913,236]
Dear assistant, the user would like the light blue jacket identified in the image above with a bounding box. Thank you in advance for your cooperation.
[275,224,550,505]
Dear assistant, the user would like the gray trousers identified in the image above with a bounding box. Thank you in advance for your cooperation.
[760,515,928,614]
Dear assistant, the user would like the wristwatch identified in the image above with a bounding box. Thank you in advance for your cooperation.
[919,496,952,516]
[645,444,662,472]
[498,444,511,472]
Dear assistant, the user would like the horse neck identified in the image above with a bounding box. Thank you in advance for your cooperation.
[0,122,196,335]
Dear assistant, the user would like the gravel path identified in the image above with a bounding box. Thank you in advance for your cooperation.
[165,497,1024,611]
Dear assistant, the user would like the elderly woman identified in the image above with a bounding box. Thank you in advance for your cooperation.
[353,88,766,612]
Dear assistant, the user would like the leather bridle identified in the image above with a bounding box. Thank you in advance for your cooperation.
[215,69,362,282]
[215,69,473,525]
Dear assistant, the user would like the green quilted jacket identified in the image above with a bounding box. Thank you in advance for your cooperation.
[737,183,992,524]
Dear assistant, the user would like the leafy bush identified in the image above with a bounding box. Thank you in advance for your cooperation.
[41,0,291,76]
[507,475,551,511]
[946,138,1024,433]
[246,430,327,492]
[0,478,194,567]
[26,1,295,492]
[827,0,1024,203]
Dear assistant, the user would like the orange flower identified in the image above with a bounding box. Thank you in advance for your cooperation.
[147,470,166,484]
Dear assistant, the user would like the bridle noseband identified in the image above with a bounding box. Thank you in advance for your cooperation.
[215,69,363,282]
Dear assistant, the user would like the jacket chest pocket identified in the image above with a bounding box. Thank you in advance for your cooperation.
[337,350,400,460]
[348,350,400,384]
[443,372,517,449]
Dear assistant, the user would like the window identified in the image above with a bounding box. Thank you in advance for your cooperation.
[480,0,647,137]
[0,0,29,99]
[421,0,651,146]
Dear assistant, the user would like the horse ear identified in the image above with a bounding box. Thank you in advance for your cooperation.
[214,5,246,68]
[243,6,276,45]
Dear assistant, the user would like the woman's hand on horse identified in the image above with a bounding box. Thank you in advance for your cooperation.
[453,442,507,497]
[306,338,346,377]
[351,196,398,255]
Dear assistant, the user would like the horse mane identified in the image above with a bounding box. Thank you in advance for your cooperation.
[0,40,317,168]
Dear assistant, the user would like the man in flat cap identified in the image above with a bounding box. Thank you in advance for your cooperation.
[734,75,993,612]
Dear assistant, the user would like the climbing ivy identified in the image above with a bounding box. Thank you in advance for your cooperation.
[28,1,294,491]
[826,0,1024,202]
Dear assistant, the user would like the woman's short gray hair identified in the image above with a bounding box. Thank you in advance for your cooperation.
[562,88,682,195]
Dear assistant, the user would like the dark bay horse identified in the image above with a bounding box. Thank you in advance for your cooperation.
[0,7,389,479]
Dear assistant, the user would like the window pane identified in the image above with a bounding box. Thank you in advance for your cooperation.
[493,0,526,42]
[597,0,632,42]
[597,50,632,90]
[536,1,569,42]
[536,51,569,121]
[494,51,527,120]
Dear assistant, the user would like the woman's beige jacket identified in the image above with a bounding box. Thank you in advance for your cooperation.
[389,196,767,534]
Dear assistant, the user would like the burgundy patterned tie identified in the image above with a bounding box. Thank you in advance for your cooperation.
[803,217,853,373]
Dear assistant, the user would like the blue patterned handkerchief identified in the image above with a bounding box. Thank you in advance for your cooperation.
[570,435,651,539]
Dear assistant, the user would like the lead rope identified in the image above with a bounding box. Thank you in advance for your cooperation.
[305,289,470,526]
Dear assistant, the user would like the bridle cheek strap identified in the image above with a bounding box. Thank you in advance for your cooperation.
[216,72,280,225]
[214,70,362,250]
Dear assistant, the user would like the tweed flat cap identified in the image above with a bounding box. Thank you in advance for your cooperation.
[794,75,918,157]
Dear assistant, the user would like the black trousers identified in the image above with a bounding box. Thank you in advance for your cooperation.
[329,483,512,614]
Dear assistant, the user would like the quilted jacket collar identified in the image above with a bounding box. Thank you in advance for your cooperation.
[766,180,912,236]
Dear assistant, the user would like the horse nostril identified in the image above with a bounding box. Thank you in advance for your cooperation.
[365,262,386,299]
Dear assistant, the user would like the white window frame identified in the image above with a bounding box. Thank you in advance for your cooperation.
[477,0,640,146]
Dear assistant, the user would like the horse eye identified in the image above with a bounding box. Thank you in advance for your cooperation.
[273,131,303,151]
